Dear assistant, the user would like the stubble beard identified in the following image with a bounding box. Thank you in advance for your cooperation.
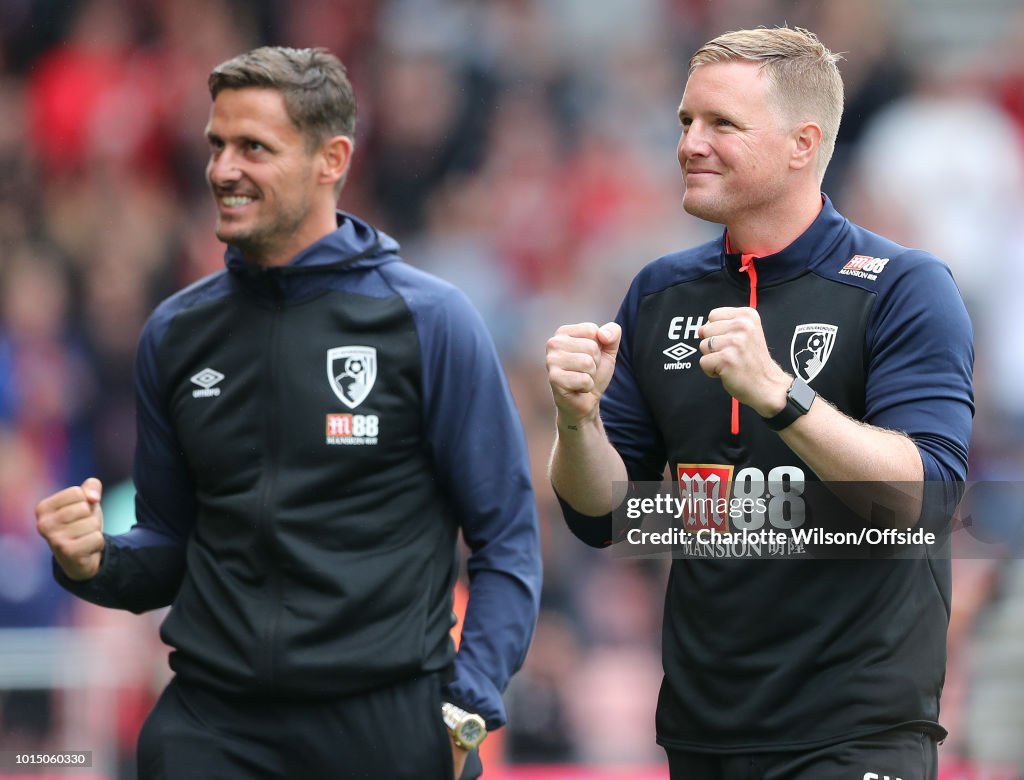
[682,188,732,226]
[215,195,311,263]
[683,176,786,228]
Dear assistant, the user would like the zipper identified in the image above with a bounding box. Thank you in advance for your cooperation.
[257,291,284,688]
[732,252,759,435]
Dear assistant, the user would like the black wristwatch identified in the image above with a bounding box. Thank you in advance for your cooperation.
[762,376,816,431]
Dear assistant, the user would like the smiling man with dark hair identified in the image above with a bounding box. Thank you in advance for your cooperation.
[37,46,541,780]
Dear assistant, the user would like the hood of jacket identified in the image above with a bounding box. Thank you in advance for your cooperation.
[224,210,399,275]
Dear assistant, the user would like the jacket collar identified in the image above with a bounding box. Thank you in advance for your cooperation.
[223,211,398,301]
[721,194,848,286]
[224,211,398,275]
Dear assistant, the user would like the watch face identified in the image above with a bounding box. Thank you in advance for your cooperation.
[458,719,484,746]
[790,378,816,412]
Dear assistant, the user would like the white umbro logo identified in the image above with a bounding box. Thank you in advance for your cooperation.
[191,368,224,398]
[663,342,696,362]
[663,342,697,371]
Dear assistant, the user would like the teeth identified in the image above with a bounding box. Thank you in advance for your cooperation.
[222,196,254,207]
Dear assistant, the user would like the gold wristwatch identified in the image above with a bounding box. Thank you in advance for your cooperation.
[441,702,487,750]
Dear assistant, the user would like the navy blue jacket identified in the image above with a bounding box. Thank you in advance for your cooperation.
[57,213,542,729]
[562,197,974,750]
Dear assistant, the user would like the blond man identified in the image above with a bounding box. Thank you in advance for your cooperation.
[547,27,972,779]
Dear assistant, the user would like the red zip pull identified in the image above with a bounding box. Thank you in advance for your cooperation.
[732,253,759,434]
[739,253,758,308]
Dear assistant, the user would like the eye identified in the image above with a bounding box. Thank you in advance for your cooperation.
[715,117,735,128]
[208,136,224,151]
[247,140,267,153]
[679,116,692,131]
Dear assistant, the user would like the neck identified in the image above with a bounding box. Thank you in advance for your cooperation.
[246,206,339,268]
[725,189,823,257]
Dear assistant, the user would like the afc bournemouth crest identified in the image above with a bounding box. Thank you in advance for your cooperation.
[790,323,837,383]
[327,346,377,409]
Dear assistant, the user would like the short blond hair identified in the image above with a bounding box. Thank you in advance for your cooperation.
[690,27,844,179]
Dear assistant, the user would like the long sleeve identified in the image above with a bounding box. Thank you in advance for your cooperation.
[54,308,196,613]
[417,285,542,730]
[557,280,669,548]
[864,252,975,485]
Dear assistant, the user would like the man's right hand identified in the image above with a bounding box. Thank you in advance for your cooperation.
[545,321,622,427]
[35,478,106,581]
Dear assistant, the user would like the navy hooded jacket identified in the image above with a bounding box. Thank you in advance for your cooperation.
[56,212,542,729]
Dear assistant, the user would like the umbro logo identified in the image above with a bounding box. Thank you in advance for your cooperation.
[663,315,704,372]
[663,342,697,371]
[191,368,224,398]
[663,342,696,362]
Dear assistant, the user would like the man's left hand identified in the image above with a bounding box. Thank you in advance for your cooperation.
[699,306,791,417]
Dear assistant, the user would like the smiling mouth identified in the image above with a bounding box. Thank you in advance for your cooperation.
[220,195,256,208]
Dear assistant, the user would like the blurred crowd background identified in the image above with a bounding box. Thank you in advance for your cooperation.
[1,0,1023,777]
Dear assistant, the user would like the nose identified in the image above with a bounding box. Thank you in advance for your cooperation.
[678,122,710,161]
[207,148,242,188]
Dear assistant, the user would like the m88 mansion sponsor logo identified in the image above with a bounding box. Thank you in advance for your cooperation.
[839,254,890,281]
[676,463,807,534]
[325,413,379,446]
[672,463,809,558]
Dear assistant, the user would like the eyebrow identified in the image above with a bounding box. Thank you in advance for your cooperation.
[677,108,738,125]
[205,131,274,150]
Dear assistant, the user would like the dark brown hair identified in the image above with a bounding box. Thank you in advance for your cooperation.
[209,46,356,149]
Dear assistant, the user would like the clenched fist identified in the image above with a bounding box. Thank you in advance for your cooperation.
[698,307,790,417]
[36,478,106,581]
[545,322,622,427]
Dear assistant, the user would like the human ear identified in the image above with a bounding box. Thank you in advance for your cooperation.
[319,135,353,187]
[790,122,822,172]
